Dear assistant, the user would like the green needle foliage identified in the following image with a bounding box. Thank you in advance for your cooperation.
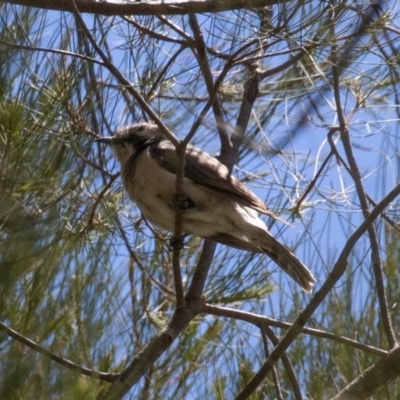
[0,2,400,399]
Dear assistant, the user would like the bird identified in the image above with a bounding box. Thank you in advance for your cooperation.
[96,122,315,292]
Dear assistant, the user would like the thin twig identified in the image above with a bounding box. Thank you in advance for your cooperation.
[187,13,230,151]
[157,15,195,45]
[70,0,178,146]
[230,68,259,167]
[271,365,284,400]
[366,194,400,235]
[0,321,117,382]
[260,324,269,359]
[293,127,339,215]
[171,143,187,308]
[123,16,189,47]
[257,45,309,80]
[147,45,186,102]
[328,132,400,242]
[332,46,398,349]
[100,305,198,400]
[259,325,285,400]
[79,173,119,235]
[184,56,233,150]
[202,304,387,357]
[331,345,400,400]
[234,183,400,399]
[115,216,175,299]
[263,324,302,400]
[0,40,104,65]
[71,0,187,307]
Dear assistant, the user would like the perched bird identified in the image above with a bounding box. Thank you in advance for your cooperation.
[96,123,315,292]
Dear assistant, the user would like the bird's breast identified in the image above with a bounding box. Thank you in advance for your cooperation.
[120,149,256,239]
[122,150,178,231]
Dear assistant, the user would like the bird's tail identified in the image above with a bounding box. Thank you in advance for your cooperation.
[207,225,315,292]
[261,237,315,293]
[247,226,316,292]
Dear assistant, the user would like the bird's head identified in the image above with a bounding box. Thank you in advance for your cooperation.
[96,122,164,165]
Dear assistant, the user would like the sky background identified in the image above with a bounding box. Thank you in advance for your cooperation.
[2,1,400,398]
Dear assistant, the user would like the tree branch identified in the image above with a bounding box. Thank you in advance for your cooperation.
[331,346,400,400]
[0,321,117,382]
[229,69,259,167]
[188,13,230,151]
[202,304,387,357]
[263,324,302,400]
[100,306,198,400]
[69,0,178,146]
[185,241,217,301]
[234,183,400,400]
[171,142,187,308]
[6,0,289,16]
[332,47,398,349]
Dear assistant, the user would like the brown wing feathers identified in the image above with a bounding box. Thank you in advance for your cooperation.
[150,141,271,215]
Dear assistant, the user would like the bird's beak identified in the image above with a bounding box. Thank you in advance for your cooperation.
[95,137,114,145]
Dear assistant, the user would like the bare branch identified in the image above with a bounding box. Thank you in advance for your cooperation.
[332,46,398,349]
[0,321,117,382]
[263,325,302,400]
[185,241,217,302]
[100,305,198,400]
[331,346,400,400]
[188,13,230,151]
[0,40,103,65]
[69,0,178,146]
[202,304,387,357]
[230,69,259,167]
[6,0,289,16]
[234,183,400,400]
[115,217,175,299]
[293,128,339,215]
[171,143,187,308]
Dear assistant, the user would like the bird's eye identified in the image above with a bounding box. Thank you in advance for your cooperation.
[126,135,136,143]
[124,134,143,146]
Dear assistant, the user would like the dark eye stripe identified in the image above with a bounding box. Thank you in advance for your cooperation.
[124,133,146,146]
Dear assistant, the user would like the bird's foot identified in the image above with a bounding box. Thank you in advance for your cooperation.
[170,235,188,250]
[173,195,195,210]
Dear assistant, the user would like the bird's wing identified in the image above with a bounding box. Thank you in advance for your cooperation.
[149,141,272,216]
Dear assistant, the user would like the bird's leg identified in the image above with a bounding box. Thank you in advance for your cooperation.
[169,194,193,250]
[172,194,195,210]
[169,235,189,250]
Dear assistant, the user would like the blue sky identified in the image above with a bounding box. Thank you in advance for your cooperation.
[2,1,400,397]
